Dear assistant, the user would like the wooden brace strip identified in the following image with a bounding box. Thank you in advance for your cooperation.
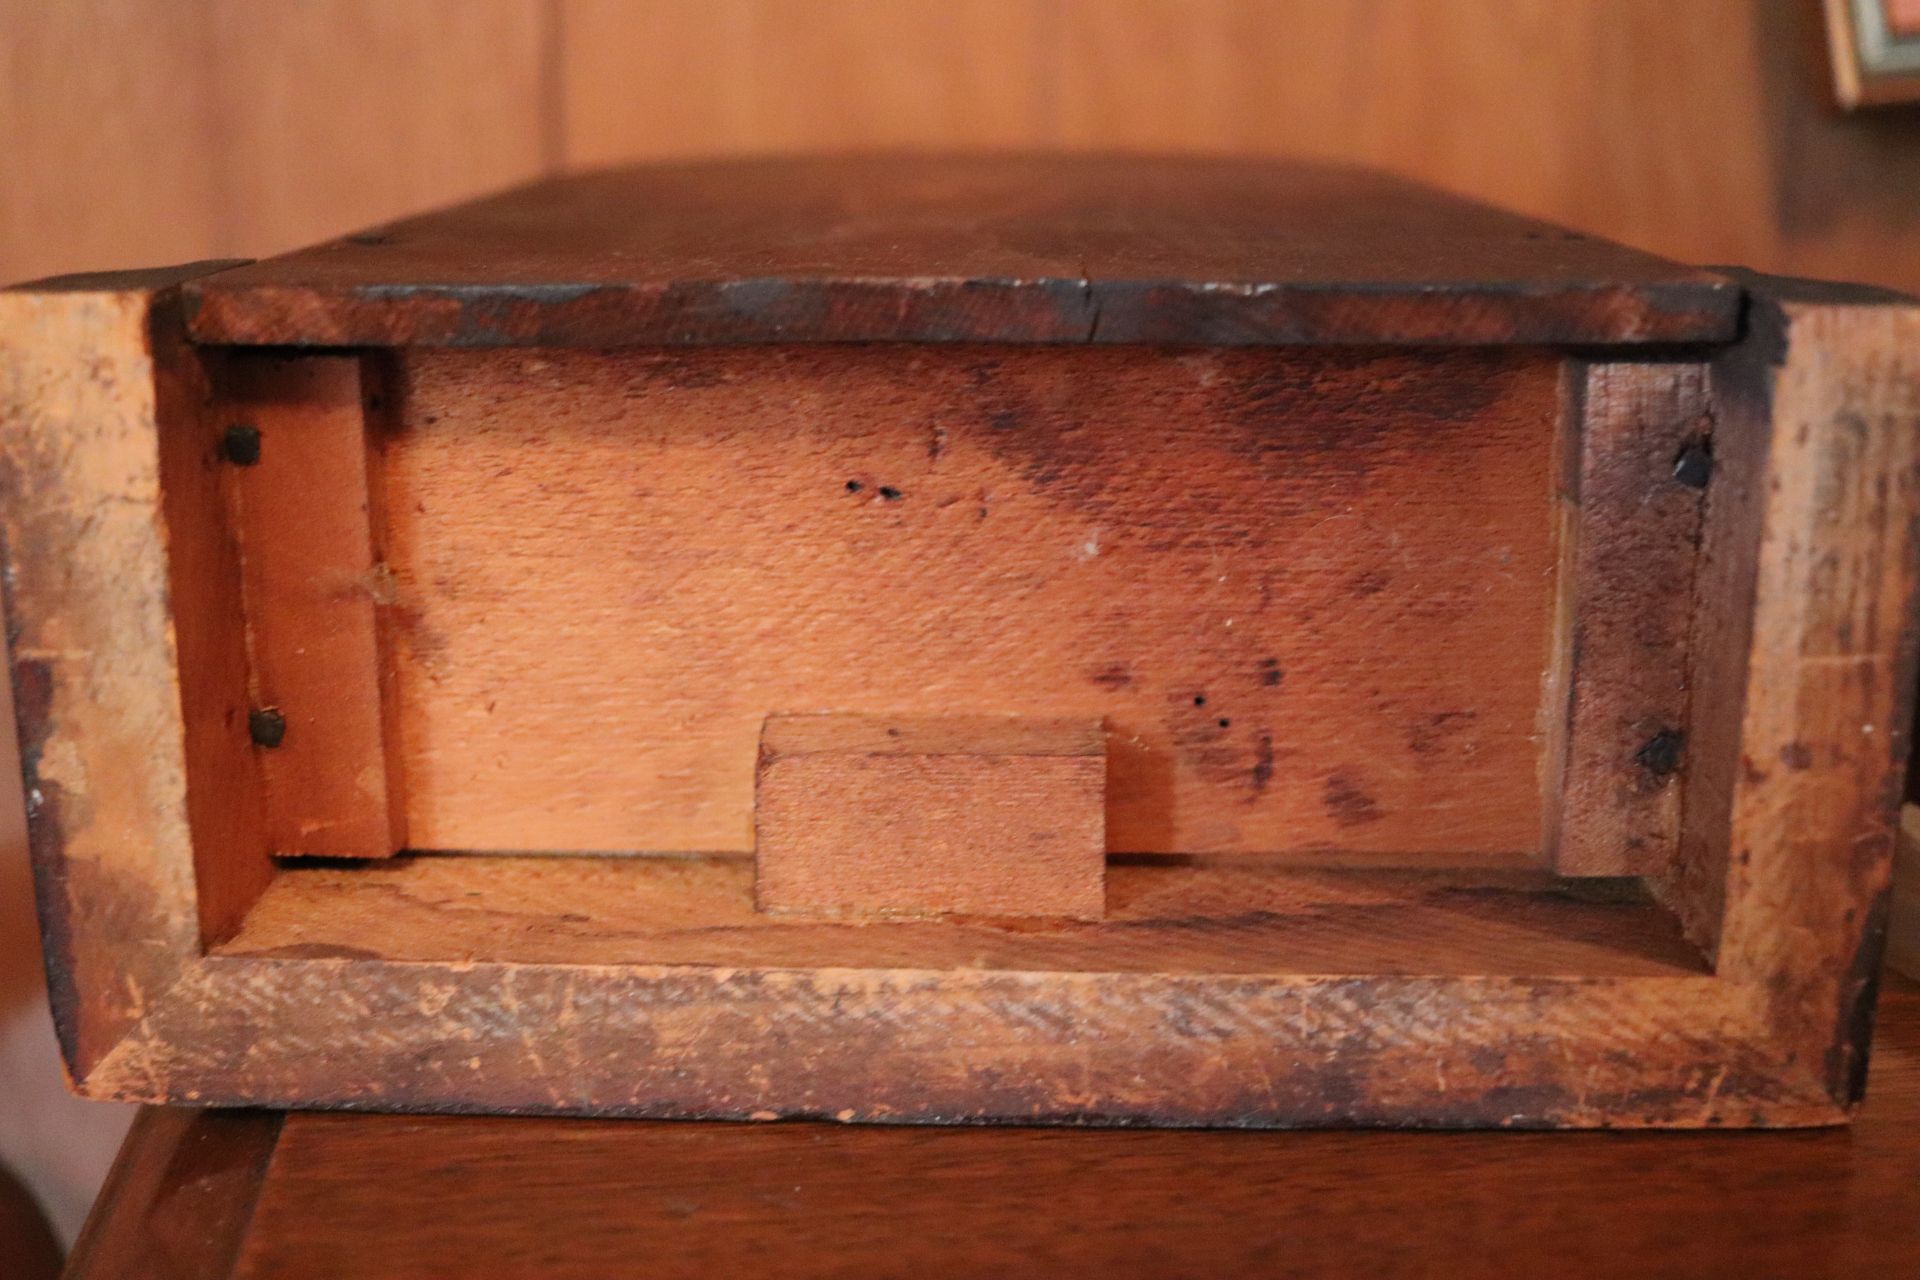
[222,354,403,858]
[1549,361,1711,876]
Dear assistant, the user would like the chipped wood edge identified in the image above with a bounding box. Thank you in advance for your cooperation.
[0,276,243,1079]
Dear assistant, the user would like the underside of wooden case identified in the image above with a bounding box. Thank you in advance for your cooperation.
[4,159,1916,1128]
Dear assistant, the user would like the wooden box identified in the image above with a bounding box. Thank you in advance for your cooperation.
[5,158,1917,1128]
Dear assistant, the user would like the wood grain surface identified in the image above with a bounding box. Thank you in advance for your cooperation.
[179,157,1738,348]
[1547,362,1711,876]
[375,343,1559,862]
[61,974,1920,1280]
[1704,284,1920,1100]
[0,271,257,1076]
[755,714,1107,920]
[62,1109,279,1280]
[221,354,402,860]
[216,856,1706,979]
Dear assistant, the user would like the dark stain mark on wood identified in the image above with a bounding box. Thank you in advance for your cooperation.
[1779,741,1814,771]
[1408,710,1477,756]
[1351,570,1391,597]
[1251,733,1275,797]
[1324,772,1383,826]
[1089,664,1133,691]
[1259,658,1284,687]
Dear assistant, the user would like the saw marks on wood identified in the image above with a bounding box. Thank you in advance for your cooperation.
[371,344,1561,860]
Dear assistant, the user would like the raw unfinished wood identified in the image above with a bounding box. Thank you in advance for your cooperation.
[180,157,1738,349]
[1548,361,1711,876]
[0,267,265,1076]
[222,353,402,859]
[754,714,1106,920]
[379,344,1560,863]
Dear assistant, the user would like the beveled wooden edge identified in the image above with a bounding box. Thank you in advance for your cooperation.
[6,271,1917,1128]
[62,1109,281,1280]
[180,277,1740,351]
[175,157,1740,349]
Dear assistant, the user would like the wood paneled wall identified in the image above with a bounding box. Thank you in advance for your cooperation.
[4,0,1920,291]
[3,0,1920,1248]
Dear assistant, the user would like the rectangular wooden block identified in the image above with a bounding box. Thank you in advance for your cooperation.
[755,714,1107,919]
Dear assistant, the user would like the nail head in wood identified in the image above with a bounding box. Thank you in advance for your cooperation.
[220,423,262,466]
[249,707,287,749]
[1634,729,1684,778]
[1671,438,1713,489]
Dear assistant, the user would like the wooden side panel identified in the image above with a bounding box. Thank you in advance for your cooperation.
[0,274,247,1077]
[380,345,1562,862]
[755,714,1106,920]
[223,355,400,859]
[1706,287,1920,1106]
[1549,362,1711,875]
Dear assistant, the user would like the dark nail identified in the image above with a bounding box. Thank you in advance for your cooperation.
[1635,729,1684,777]
[249,707,287,748]
[1672,439,1712,489]
[221,424,262,466]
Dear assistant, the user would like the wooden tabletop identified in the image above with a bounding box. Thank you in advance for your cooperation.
[178,155,1739,348]
[62,971,1920,1279]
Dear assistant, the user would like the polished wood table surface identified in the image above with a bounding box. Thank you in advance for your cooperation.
[66,973,1920,1279]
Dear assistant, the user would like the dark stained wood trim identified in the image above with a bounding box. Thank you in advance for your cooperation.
[62,1109,281,1280]
[179,157,1740,349]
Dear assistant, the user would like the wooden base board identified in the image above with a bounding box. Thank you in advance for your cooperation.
[216,854,1707,979]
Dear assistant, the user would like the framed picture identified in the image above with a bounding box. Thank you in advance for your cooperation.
[1827,0,1920,106]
